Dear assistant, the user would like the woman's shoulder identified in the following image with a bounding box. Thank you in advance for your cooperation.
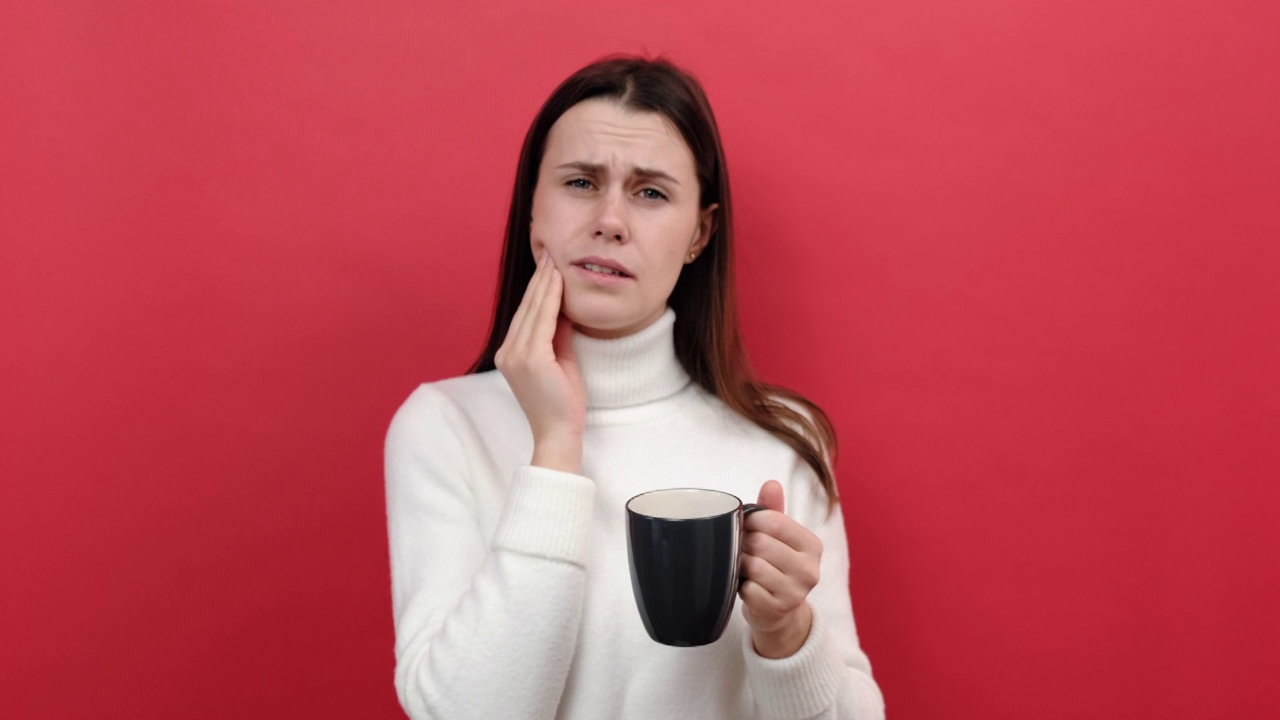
[387,370,518,435]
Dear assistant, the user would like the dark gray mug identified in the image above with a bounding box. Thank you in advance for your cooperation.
[626,488,766,647]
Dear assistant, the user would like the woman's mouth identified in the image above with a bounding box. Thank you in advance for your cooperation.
[574,263,634,284]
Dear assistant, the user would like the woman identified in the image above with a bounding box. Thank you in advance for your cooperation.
[385,55,885,719]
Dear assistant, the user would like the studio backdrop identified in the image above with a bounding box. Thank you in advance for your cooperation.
[2,0,1276,718]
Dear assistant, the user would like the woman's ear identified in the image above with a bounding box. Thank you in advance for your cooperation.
[690,202,719,257]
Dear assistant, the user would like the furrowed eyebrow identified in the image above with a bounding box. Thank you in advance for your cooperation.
[555,161,681,186]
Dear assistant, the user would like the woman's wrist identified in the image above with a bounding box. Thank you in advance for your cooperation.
[531,433,584,474]
[750,602,813,659]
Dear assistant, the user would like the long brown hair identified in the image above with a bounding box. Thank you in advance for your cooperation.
[468,55,839,511]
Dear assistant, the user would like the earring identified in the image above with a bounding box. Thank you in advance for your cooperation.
[688,252,697,262]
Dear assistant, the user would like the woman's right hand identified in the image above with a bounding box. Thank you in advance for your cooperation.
[494,250,586,473]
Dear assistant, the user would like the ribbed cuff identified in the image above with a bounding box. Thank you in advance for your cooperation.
[743,604,844,720]
[491,465,595,567]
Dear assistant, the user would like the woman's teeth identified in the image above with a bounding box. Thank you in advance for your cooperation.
[582,263,624,276]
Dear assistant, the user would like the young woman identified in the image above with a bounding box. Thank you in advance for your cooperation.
[385,56,885,719]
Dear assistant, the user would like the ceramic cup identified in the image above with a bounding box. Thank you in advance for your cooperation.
[625,488,766,647]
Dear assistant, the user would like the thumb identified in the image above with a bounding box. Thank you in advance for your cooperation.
[757,479,785,514]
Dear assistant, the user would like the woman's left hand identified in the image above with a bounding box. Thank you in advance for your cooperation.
[739,479,822,659]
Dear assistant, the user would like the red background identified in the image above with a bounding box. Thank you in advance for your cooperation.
[3,1,1277,718]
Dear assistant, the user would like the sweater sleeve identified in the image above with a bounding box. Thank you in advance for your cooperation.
[741,466,886,720]
[384,385,595,720]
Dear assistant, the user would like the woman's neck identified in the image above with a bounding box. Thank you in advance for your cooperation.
[572,307,690,409]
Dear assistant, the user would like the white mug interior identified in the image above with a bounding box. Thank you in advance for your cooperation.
[627,488,741,520]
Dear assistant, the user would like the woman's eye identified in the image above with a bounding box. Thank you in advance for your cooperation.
[640,188,668,201]
[567,178,593,189]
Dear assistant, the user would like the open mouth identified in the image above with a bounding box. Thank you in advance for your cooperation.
[578,262,631,278]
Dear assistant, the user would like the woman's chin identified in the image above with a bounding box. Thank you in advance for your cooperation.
[562,303,640,338]
[568,315,630,338]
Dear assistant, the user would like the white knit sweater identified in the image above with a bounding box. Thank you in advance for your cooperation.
[384,308,885,719]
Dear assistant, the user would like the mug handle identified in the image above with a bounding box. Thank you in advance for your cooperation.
[738,503,768,590]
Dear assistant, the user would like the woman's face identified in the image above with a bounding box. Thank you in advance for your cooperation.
[531,98,717,339]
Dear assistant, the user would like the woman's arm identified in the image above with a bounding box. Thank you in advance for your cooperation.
[386,250,588,718]
[741,463,886,720]
[385,385,593,720]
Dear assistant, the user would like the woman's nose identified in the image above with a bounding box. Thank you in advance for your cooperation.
[592,188,628,242]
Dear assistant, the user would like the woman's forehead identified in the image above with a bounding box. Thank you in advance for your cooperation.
[543,99,695,177]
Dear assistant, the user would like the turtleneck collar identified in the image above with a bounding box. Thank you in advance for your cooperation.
[572,307,691,409]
